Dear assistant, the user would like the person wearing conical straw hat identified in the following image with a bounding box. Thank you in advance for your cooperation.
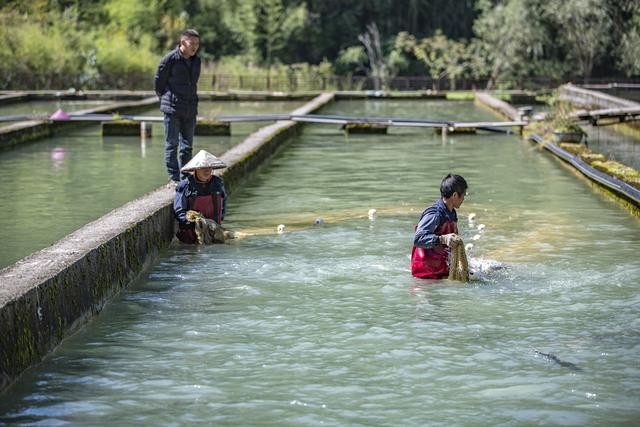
[174,150,228,244]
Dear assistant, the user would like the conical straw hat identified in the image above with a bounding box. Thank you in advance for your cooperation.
[181,150,227,171]
[50,108,70,120]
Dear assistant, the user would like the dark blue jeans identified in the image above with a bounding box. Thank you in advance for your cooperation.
[164,113,196,181]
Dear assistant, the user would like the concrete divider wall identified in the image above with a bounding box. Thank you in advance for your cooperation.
[559,83,638,109]
[0,90,318,104]
[559,83,640,130]
[0,92,335,393]
[0,189,176,391]
[0,121,53,150]
[474,92,521,121]
[335,91,447,100]
[0,97,159,151]
[0,93,30,106]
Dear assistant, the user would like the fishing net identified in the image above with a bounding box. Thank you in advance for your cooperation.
[186,210,233,244]
[441,234,469,281]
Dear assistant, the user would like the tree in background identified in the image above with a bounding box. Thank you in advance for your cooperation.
[616,1,640,77]
[336,25,409,90]
[473,0,554,89]
[395,30,474,90]
[190,0,241,61]
[0,8,88,89]
[546,0,612,80]
[0,0,638,90]
[358,23,388,90]
[255,0,307,67]
[220,0,307,67]
[287,0,478,65]
[102,0,186,50]
[336,46,369,77]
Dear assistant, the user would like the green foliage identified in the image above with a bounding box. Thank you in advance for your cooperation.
[474,0,555,88]
[0,10,87,89]
[92,32,159,89]
[255,0,307,66]
[395,30,480,89]
[336,46,368,74]
[446,91,475,100]
[189,1,238,60]
[545,0,612,79]
[208,56,335,92]
[0,0,637,90]
[617,5,640,76]
[619,26,640,77]
[221,0,308,66]
[545,93,584,133]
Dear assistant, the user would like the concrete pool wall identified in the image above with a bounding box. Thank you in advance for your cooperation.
[0,97,159,151]
[0,92,334,393]
[559,83,640,134]
[0,91,322,150]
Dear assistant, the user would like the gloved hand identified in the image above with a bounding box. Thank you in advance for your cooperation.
[439,233,462,247]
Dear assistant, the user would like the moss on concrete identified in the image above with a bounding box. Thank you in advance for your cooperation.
[555,142,640,189]
[527,122,640,215]
[580,152,607,163]
[102,120,141,136]
[445,91,475,101]
[0,123,53,151]
[342,122,388,134]
[591,160,640,189]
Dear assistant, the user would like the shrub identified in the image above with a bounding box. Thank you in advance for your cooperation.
[91,32,159,89]
[0,12,86,89]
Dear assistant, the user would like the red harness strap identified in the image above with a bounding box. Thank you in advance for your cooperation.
[176,192,223,244]
[411,220,458,280]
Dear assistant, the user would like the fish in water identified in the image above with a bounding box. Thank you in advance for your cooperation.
[533,350,582,372]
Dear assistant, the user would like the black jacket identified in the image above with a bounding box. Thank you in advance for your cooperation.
[154,46,201,116]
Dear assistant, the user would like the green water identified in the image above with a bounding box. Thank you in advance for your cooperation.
[1,100,639,426]
[0,100,303,269]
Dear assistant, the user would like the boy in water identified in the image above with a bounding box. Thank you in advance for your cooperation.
[411,174,467,279]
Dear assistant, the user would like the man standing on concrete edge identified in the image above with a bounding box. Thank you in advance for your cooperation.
[154,29,201,183]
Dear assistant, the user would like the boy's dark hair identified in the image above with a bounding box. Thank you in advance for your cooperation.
[181,29,200,39]
[440,173,467,198]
